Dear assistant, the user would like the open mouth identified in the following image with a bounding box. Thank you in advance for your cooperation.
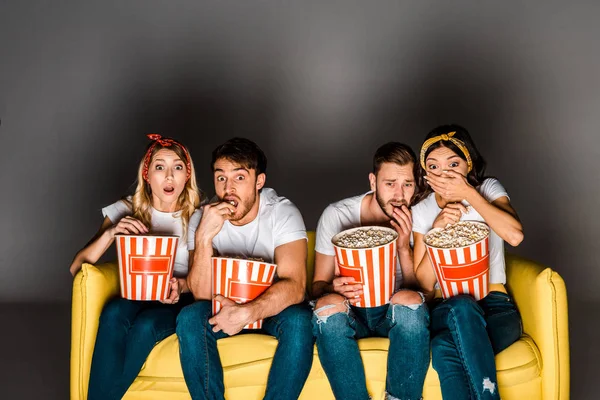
[163,185,175,195]
[224,198,238,208]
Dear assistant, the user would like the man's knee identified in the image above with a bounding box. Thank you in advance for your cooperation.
[99,298,136,326]
[313,294,348,318]
[134,310,172,338]
[390,290,425,308]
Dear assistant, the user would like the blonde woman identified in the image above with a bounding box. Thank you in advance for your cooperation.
[70,134,202,400]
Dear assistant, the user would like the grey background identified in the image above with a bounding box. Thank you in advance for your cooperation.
[0,1,598,398]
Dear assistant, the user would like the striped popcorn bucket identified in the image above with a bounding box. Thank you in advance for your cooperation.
[115,235,179,301]
[332,227,398,308]
[424,222,490,300]
[212,257,277,329]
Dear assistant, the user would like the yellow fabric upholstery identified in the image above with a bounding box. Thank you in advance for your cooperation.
[71,232,570,399]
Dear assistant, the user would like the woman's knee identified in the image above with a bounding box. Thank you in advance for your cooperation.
[176,300,212,332]
[444,295,481,317]
[432,295,484,331]
[99,298,139,326]
[133,309,175,339]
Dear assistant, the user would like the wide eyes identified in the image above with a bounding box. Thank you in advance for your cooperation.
[216,175,246,182]
[426,162,459,170]
[154,163,184,171]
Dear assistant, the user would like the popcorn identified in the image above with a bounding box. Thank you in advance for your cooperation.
[332,226,398,307]
[424,221,489,248]
[333,227,398,249]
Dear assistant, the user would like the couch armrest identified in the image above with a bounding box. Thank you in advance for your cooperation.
[505,254,569,400]
[70,262,120,400]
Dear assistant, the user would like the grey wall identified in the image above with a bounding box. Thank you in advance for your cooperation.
[1,0,599,304]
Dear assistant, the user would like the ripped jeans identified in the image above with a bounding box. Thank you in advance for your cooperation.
[430,292,522,400]
[312,296,430,400]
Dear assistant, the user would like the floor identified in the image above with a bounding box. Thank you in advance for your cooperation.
[0,299,597,399]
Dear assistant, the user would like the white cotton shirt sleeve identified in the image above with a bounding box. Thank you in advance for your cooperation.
[101,198,133,224]
[315,206,343,256]
[478,178,509,203]
[410,197,433,235]
[273,200,307,248]
[187,208,203,251]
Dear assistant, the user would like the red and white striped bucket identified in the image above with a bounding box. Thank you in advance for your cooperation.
[332,227,397,308]
[115,235,179,301]
[424,222,490,300]
[212,257,277,329]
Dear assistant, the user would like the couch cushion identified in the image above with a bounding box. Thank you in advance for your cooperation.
[134,333,541,399]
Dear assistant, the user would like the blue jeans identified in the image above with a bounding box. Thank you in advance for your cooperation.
[88,294,194,400]
[312,300,430,400]
[176,300,315,400]
[430,292,522,400]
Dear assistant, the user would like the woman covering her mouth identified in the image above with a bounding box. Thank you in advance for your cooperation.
[411,124,524,400]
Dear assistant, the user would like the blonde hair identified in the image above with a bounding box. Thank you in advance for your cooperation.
[126,141,203,239]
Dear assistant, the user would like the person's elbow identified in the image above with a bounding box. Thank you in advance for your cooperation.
[282,277,306,304]
[506,228,524,247]
[415,268,435,294]
[69,253,84,276]
[69,261,81,277]
[292,280,306,304]
[186,275,205,301]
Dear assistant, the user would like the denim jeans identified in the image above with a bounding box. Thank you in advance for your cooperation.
[430,292,522,400]
[176,300,315,400]
[87,294,194,400]
[312,300,430,400]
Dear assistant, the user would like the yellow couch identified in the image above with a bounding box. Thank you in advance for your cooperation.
[71,232,570,399]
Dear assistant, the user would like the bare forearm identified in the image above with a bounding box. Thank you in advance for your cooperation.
[398,247,417,288]
[187,246,213,300]
[245,279,305,321]
[70,230,114,273]
[466,190,524,246]
[312,280,334,299]
[414,251,436,295]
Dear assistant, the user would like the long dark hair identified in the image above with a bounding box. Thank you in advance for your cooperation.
[413,124,487,204]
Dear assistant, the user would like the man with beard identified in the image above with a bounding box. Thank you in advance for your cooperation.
[311,142,430,400]
[176,138,313,400]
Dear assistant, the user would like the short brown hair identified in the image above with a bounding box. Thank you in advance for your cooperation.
[211,137,267,175]
[372,142,416,174]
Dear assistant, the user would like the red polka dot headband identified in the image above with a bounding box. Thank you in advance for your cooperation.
[142,134,192,182]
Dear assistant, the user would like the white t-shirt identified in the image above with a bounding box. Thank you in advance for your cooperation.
[315,192,406,290]
[411,178,509,284]
[188,188,307,263]
[102,198,201,277]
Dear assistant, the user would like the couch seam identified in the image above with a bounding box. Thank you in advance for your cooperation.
[548,270,560,399]
[77,266,88,400]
